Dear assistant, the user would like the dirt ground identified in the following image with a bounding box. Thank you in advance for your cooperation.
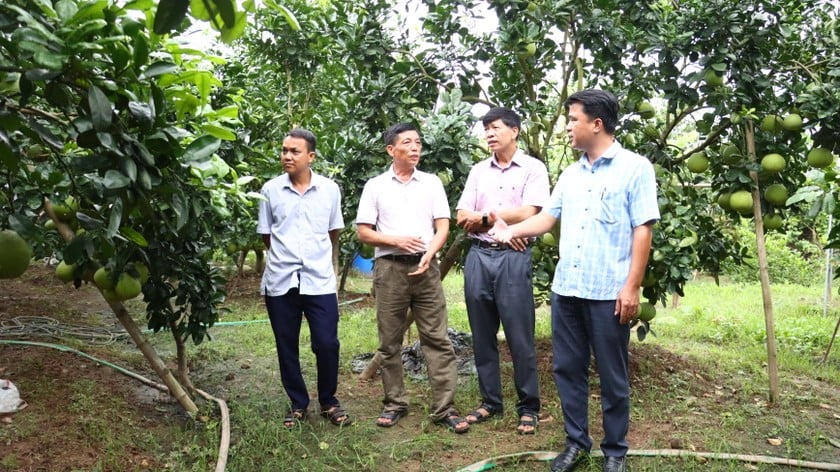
[2,265,839,471]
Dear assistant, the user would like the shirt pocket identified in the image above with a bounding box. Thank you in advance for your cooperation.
[595,190,621,225]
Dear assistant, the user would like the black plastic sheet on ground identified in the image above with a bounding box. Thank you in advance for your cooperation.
[350,328,475,380]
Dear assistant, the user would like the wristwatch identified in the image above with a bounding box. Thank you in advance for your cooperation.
[481,212,489,227]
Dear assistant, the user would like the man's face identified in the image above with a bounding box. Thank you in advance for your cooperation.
[483,119,518,154]
[282,136,314,175]
[566,103,599,151]
[387,130,422,169]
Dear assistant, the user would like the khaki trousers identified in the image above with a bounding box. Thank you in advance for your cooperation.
[373,258,457,421]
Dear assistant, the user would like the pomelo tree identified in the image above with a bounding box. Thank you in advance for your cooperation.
[0,0,279,413]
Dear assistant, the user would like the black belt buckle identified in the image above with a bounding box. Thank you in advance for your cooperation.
[379,253,424,264]
[473,239,508,250]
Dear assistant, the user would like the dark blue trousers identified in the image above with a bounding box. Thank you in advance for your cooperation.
[464,246,540,416]
[265,289,340,411]
[551,293,630,457]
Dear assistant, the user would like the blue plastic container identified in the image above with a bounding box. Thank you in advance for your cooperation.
[351,252,374,276]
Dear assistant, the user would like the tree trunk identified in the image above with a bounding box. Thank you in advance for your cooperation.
[255,248,265,275]
[338,253,353,293]
[360,310,415,380]
[439,232,466,280]
[745,121,780,403]
[44,197,199,414]
[169,315,195,394]
[236,250,246,273]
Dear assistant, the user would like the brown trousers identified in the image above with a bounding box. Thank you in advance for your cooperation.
[373,258,457,421]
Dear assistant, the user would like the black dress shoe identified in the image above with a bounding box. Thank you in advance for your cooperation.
[603,456,627,472]
[550,445,585,472]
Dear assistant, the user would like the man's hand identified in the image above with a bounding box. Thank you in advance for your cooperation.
[408,253,433,276]
[487,214,513,243]
[392,235,427,254]
[614,284,640,325]
[456,210,486,233]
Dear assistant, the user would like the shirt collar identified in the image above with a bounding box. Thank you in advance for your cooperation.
[280,170,318,189]
[580,140,622,165]
[387,165,420,182]
[490,148,526,169]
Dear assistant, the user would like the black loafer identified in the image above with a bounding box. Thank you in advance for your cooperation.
[603,456,626,472]
[550,445,585,472]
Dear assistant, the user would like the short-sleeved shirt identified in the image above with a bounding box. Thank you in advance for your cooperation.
[546,141,659,300]
[456,149,550,242]
[257,171,344,296]
[356,166,450,259]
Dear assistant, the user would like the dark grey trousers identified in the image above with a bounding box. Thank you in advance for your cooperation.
[464,245,540,415]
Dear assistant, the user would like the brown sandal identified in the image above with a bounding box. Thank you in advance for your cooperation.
[283,408,307,428]
[321,404,353,426]
[435,411,470,434]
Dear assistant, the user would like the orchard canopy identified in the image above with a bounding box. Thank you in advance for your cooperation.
[1,0,839,405]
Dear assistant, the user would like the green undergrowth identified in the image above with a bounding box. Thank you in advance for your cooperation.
[126,274,840,470]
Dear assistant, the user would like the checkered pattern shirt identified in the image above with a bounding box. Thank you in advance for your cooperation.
[546,141,659,300]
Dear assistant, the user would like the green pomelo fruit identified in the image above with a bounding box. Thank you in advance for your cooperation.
[94,267,115,290]
[704,69,723,88]
[782,114,803,132]
[114,274,142,300]
[760,153,785,173]
[763,213,783,230]
[637,302,657,322]
[807,147,834,169]
[686,152,709,173]
[764,184,789,206]
[0,230,33,279]
[730,190,753,214]
[55,261,75,283]
[760,115,782,133]
[720,144,741,164]
[637,102,655,119]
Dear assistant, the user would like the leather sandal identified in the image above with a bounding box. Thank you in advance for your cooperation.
[283,408,307,429]
[465,403,501,424]
[516,412,538,434]
[435,410,470,434]
[321,404,353,426]
[375,409,406,428]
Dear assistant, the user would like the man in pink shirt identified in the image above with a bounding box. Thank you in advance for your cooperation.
[456,107,550,434]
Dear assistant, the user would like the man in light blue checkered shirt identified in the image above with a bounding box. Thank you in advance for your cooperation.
[490,89,659,472]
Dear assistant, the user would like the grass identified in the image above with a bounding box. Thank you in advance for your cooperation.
[44,270,840,471]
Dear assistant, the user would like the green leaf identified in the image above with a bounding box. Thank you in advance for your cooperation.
[214,0,236,27]
[107,198,123,238]
[103,169,130,189]
[120,227,149,247]
[172,191,189,230]
[55,0,79,21]
[201,123,237,140]
[141,61,178,79]
[27,120,63,150]
[153,0,190,34]
[219,11,247,43]
[76,212,105,230]
[190,0,211,21]
[133,35,150,72]
[263,0,300,31]
[88,86,112,131]
[183,135,220,163]
[128,101,154,128]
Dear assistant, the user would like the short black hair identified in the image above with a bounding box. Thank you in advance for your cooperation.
[481,107,521,130]
[383,123,419,146]
[564,90,619,134]
[286,128,317,153]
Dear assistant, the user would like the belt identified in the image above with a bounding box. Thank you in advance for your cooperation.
[378,253,425,264]
[471,239,529,251]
